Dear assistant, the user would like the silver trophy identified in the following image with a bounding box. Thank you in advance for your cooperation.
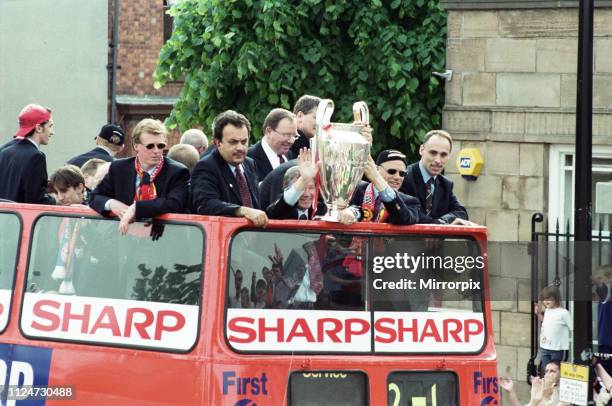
[313,99,371,222]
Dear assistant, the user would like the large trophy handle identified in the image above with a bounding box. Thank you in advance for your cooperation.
[315,99,335,135]
[352,101,369,126]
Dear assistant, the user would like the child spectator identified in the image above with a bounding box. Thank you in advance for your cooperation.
[535,286,572,373]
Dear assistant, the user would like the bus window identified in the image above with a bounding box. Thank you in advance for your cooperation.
[371,236,486,354]
[0,212,20,333]
[21,216,204,352]
[370,236,484,313]
[228,231,366,312]
[387,371,458,406]
[289,371,368,406]
[226,231,486,354]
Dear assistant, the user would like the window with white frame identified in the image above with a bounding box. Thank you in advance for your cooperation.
[548,144,612,236]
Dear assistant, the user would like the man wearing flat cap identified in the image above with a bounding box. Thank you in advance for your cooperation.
[67,124,125,168]
[0,104,56,204]
[337,149,422,225]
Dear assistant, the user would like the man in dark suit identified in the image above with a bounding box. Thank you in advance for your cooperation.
[266,149,325,220]
[337,150,422,225]
[89,118,189,234]
[259,159,297,209]
[0,104,56,204]
[191,110,268,227]
[289,95,321,157]
[247,108,297,181]
[67,124,125,167]
[0,138,19,153]
[400,130,473,225]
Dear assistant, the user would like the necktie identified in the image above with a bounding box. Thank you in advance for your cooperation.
[278,154,286,164]
[298,213,308,220]
[235,166,254,208]
[425,178,434,215]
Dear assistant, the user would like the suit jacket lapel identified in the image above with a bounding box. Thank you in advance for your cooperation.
[214,152,242,202]
[412,164,427,204]
[256,143,272,176]
[243,160,260,208]
[126,158,138,200]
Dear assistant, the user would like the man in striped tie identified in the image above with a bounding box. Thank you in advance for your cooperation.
[401,130,474,226]
[191,110,268,227]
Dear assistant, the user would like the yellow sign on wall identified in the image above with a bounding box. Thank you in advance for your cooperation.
[456,148,484,178]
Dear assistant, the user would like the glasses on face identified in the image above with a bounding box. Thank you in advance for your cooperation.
[381,167,407,177]
[143,143,167,150]
[272,129,299,141]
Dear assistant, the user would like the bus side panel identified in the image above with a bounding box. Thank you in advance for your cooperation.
[46,346,203,405]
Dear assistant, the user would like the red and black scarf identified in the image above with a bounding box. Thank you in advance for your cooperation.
[360,183,389,223]
[134,158,164,201]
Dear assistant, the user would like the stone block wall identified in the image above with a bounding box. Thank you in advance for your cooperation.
[442,7,612,242]
[439,5,612,404]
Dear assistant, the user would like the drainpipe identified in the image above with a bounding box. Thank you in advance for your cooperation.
[109,0,120,123]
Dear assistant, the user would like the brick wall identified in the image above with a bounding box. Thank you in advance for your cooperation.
[114,0,181,97]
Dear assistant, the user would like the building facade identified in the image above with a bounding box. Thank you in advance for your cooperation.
[439,1,612,403]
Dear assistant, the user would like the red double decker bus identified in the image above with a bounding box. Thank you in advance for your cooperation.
[0,202,497,405]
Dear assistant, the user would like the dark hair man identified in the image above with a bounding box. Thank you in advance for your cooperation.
[0,104,56,204]
[50,165,86,206]
[89,118,190,234]
[248,108,298,181]
[338,150,422,225]
[191,110,268,227]
[67,124,125,167]
[289,95,321,157]
[400,130,473,225]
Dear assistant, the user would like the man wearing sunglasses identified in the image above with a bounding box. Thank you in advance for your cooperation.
[248,108,298,181]
[89,118,190,234]
[337,149,421,225]
[400,130,472,225]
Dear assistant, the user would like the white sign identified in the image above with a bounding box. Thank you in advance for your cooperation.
[227,309,486,353]
[21,293,199,351]
[559,362,589,406]
[374,311,485,353]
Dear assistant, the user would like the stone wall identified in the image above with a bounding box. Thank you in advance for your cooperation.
[439,6,612,404]
[442,7,612,242]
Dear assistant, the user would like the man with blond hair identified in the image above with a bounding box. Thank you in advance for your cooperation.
[89,118,189,234]
[168,144,199,172]
[401,129,472,225]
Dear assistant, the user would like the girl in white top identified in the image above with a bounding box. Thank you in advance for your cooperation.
[536,286,572,373]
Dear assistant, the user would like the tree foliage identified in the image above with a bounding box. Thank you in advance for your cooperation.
[154,0,447,156]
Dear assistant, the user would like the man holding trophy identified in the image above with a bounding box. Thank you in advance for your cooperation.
[337,150,422,225]
[309,99,422,225]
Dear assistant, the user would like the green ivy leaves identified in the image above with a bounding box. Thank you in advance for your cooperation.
[154,0,446,158]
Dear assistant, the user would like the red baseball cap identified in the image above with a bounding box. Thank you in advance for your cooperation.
[14,104,51,139]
